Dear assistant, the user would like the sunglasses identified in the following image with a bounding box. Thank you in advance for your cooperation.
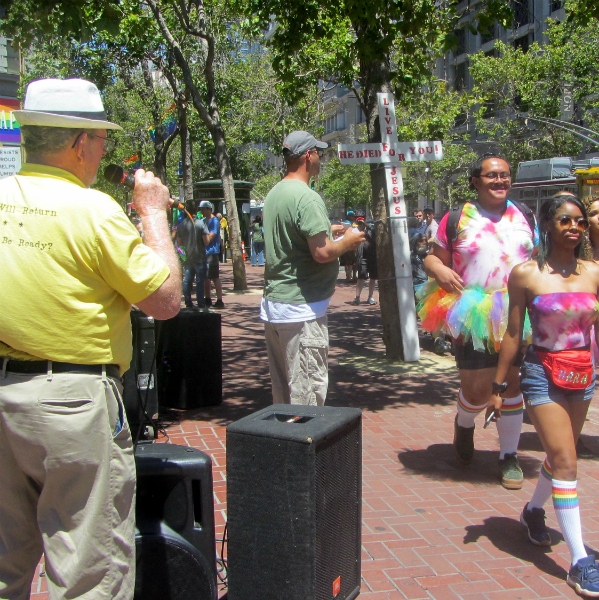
[555,214,589,230]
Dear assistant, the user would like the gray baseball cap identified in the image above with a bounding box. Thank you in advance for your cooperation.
[199,200,213,210]
[282,131,328,156]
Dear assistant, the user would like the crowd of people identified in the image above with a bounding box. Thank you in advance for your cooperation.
[3,73,599,597]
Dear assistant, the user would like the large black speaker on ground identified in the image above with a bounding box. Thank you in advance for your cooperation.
[134,443,218,600]
[227,405,362,600]
[157,309,222,408]
[123,310,159,439]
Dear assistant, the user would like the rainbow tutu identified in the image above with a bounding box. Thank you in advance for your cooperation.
[416,281,531,353]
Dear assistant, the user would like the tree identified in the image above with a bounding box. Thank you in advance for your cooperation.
[316,158,371,214]
[2,0,251,289]
[468,15,599,165]
[242,0,511,360]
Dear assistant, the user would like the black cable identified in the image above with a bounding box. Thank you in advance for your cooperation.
[216,521,228,589]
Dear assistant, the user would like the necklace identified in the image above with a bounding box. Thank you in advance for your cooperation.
[548,260,578,275]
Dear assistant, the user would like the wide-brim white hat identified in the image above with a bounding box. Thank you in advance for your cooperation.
[13,78,122,130]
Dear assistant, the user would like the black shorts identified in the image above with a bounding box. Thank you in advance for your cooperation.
[206,254,220,279]
[357,257,378,280]
[453,339,525,370]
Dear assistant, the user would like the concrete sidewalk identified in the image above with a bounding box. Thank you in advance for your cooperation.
[31,262,599,599]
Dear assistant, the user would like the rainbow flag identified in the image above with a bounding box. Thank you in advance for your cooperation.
[149,103,177,142]
[0,98,20,144]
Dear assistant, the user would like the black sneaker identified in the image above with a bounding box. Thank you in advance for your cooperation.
[567,555,599,597]
[204,297,212,307]
[213,300,225,309]
[520,503,551,546]
[453,415,474,465]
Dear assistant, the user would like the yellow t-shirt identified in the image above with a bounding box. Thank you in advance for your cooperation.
[0,164,170,373]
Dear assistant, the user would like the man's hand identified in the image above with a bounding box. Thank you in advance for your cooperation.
[342,227,366,250]
[485,393,503,424]
[331,223,349,239]
[431,264,464,293]
[424,249,464,293]
[132,169,170,216]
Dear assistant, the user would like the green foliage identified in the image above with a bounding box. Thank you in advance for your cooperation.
[469,16,599,163]
[252,170,282,201]
[316,157,371,213]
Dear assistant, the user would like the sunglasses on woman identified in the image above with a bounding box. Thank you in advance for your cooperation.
[554,214,589,231]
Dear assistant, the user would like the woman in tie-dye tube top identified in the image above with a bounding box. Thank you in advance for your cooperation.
[488,193,599,597]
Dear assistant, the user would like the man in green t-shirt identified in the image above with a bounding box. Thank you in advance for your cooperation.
[261,131,365,405]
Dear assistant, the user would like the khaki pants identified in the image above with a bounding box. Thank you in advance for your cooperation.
[264,316,329,406]
[0,369,136,600]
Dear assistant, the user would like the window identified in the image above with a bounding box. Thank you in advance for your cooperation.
[483,99,496,119]
[455,61,468,92]
[455,28,466,55]
[356,104,366,125]
[336,110,345,131]
[549,0,562,12]
[480,25,495,45]
[514,35,529,53]
[454,112,468,127]
[512,0,530,28]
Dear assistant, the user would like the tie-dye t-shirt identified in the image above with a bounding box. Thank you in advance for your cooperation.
[529,292,599,351]
[434,201,538,291]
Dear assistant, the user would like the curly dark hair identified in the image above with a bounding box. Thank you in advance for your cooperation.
[536,192,587,270]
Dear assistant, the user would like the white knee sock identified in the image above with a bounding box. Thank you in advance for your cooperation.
[552,479,587,565]
[529,458,553,509]
[456,389,484,428]
[496,394,523,459]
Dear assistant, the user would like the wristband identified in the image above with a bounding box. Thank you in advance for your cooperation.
[491,381,508,394]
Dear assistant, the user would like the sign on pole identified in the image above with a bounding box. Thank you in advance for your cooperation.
[0,146,21,179]
[337,92,443,362]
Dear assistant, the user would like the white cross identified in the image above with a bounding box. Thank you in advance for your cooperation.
[337,92,444,362]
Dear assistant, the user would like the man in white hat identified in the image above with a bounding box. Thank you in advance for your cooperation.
[0,79,181,599]
[261,131,365,405]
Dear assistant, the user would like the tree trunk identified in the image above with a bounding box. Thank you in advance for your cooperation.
[211,120,247,290]
[178,100,194,203]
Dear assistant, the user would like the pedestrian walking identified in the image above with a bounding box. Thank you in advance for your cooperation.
[419,153,538,488]
[487,193,599,597]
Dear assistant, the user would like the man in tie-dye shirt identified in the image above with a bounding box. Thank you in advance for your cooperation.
[423,153,537,489]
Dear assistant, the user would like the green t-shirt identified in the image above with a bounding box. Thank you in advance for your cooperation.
[263,179,338,304]
[252,222,264,243]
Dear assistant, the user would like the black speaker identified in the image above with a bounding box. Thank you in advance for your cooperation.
[157,309,222,408]
[226,405,362,600]
[123,310,159,439]
[134,443,218,600]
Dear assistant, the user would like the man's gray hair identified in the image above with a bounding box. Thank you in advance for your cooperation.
[21,125,84,156]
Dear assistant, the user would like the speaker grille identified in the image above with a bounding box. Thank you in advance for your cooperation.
[315,426,361,599]
[135,534,216,600]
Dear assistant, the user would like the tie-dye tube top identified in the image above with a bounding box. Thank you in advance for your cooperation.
[528,292,599,352]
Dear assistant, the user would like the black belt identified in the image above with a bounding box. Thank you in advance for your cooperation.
[3,360,120,380]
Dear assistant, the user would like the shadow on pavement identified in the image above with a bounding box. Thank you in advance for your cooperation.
[397,444,541,483]
[170,300,461,426]
[463,516,567,581]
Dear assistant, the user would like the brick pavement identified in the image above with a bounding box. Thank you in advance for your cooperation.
[30,261,599,599]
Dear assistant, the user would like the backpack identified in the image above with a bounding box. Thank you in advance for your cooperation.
[446,200,536,257]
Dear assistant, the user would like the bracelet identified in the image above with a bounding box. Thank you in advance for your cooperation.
[492,381,508,394]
